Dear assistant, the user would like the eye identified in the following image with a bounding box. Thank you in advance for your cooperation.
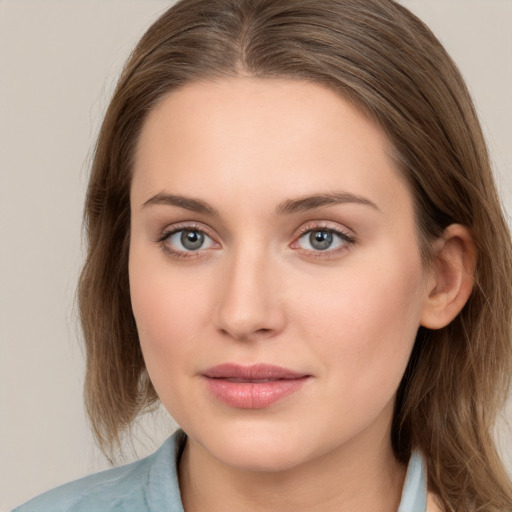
[296,228,353,252]
[165,229,215,252]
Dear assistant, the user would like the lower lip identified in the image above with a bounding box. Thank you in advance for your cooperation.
[203,377,309,409]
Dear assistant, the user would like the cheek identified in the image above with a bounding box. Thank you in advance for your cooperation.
[129,257,217,426]
[128,249,212,376]
[293,249,426,391]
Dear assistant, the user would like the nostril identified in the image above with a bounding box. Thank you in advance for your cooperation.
[218,326,275,341]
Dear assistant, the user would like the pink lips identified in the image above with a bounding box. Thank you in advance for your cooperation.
[202,363,310,409]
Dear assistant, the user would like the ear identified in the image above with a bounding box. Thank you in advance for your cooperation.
[420,224,477,330]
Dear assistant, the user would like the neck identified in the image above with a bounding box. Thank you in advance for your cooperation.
[178,423,406,512]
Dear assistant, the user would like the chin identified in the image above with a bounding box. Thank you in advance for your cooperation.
[213,439,308,473]
[190,419,316,473]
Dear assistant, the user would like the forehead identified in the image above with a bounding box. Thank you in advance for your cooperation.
[132,77,412,218]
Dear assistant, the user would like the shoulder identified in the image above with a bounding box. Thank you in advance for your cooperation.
[12,430,186,512]
[12,458,155,512]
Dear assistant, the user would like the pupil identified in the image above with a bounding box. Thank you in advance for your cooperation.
[310,230,333,250]
[181,230,204,250]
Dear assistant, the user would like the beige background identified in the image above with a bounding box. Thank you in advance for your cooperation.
[0,0,511,510]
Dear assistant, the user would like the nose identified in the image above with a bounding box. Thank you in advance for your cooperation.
[214,249,286,341]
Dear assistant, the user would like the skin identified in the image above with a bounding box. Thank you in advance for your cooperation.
[129,77,473,512]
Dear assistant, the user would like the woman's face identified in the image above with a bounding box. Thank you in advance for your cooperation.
[129,77,432,472]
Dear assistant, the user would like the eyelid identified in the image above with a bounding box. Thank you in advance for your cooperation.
[293,220,356,241]
[157,220,219,239]
[290,221,356,255]
[157,221,221,258]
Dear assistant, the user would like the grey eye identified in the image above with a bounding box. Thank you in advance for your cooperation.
[309,231,333,250]
[181,230,204,250]
[297,229,347,251]
[168,229,213,251]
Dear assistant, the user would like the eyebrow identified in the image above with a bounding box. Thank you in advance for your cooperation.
[275,192,380,215]
[141,191,379,216]
[142,193,219,216]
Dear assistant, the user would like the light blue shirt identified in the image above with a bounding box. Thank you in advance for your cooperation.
[13,430,427,511]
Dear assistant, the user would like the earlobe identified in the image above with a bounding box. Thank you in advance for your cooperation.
[420,224,477,330]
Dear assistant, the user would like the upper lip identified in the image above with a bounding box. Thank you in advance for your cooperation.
[202,363,309,380]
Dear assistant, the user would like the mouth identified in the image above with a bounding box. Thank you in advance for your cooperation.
[201,363,311,409]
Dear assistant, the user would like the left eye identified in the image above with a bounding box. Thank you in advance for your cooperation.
[297,229,349,251]
[166,229,215,252]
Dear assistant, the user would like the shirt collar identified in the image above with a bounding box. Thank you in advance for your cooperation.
[398,450,428,512]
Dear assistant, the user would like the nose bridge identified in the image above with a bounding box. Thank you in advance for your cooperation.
[215,240,285,340]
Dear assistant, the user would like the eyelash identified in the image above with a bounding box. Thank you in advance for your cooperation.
[157,222,217,260]
[157,222,356,260]
[292,223,356,258]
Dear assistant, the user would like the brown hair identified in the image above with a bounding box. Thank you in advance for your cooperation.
[78,0,512,509]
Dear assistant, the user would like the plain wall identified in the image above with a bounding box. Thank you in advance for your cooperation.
[0,1,511,510]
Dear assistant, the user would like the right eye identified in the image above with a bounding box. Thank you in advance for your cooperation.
[163,228,216,253]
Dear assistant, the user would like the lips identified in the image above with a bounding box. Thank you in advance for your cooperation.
[201,364,310,409]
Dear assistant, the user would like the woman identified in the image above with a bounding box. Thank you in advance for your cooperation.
[14,0,512,511]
